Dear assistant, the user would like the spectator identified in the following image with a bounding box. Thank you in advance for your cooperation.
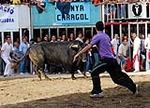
[43,35,49,42]
[43,35,50,73]
[23,29,29,37]
[35,0,46,14]
[109,0,117,19]
[75,32,84,42]
[75,32,85,74]
[11,0,21,4]
[93,0,103,6]
[1,36,14,77]
[68,33,75,41]
[111,33,120,57]
[56,0,71,19]
[104,0,111,22]
[91,45,100,68]
[139,33,146,71]
[145,34,150,71]
[118,38,129,72]
[50,35,57,42]
[132,33,141,72]
[57,37,61,42]
[117,0,127,19]
[19,36,30,75]
[61,34,67,42]
[37,37,42,43]
[0,0,12,4]
[12,41,21,73]
[128,0,139,3]
[13,41,20,59]
[84,36,92,76]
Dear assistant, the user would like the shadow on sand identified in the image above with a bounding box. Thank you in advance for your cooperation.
[1,80,150,108]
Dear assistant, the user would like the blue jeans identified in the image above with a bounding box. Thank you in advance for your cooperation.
[56,1,71,18]
[92,52,100,68]
[117,4,126,18]
[19,57,28,73]
[118,56,126,65]
[85,55,92,72]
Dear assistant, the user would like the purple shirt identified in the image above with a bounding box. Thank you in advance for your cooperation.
[90,31,114,58]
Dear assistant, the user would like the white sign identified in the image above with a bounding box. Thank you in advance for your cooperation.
[0,5,18,31]
[18,5,30,28]
[128,2,146,18]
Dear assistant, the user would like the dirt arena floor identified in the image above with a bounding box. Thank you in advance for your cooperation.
[0,73,150,108]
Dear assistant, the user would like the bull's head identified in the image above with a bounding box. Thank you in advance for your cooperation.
[69,40,87,63]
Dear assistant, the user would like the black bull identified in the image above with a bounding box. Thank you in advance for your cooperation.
[16,40,86,80]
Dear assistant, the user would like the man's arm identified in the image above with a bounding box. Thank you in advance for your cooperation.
[73,44,93,62]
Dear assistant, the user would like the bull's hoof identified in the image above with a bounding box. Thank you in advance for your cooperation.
[45,77,51,81]
[45,76,51,81]
[71,76,76,80]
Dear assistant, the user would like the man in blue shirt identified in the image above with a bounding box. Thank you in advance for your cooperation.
[73,21,138,98]
[19,36,29,74]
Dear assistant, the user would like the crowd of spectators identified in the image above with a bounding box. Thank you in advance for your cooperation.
[0,30,150,77]
[1,0,150,20]
[111,32,149,73]
[1,0,150,21]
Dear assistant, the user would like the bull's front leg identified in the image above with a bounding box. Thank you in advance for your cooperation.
[39,68,51,80]
[34,66,42,81]
[44,73,51,80]
[37,70,42,81]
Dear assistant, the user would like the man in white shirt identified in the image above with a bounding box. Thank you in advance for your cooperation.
[1,36,14,77]
[132,33,141,72]
[118,38,129,72]
[111,33,120,56]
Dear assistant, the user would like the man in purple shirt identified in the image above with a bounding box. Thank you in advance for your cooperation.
[73,21,138,98]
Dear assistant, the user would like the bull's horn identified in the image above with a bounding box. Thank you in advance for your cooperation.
[71,44,78,48]
[82,60,86,62]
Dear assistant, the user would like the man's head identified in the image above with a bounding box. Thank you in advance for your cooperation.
[14,41,19,47]
[22,36,28,42]
[95,21,104,31]
[5,36,12,44]
[114,33,120,40]
[122,38,128,46]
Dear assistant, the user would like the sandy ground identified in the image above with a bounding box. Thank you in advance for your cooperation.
[0,73,150,108]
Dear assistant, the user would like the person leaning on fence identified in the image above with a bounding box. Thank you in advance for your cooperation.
[73,21,138,98]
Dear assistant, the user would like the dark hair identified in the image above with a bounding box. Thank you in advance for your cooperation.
[122,38,128,42]
[5,36,11,40]
[96,21,104,31]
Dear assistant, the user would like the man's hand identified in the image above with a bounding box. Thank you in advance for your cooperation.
[73,54,79,62]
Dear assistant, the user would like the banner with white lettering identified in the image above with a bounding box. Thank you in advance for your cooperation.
[0,5,18,31]
[128,2,146,19]
[55,2,90,24]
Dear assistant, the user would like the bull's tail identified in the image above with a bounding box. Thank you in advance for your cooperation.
[17,46,31,62]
